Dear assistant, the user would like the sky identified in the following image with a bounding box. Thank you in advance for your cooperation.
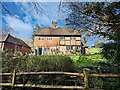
[1,2,100,46]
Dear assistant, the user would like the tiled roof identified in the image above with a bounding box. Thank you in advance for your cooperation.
[0,34,8,41]
[0,34,30,47]
[35,27,81,36]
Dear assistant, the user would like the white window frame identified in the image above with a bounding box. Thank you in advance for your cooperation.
[66,46,73,51]
[71,37,76,40]
[47,37,52,41]
[77,46,81,50]
[39,36,44,41]
[60,36,65,40]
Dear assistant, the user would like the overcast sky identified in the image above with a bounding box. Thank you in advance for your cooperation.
[1,2,100,46]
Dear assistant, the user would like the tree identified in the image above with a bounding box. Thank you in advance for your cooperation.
[63,2,120,36]
[32,23,40,40]
[62,2,120,64]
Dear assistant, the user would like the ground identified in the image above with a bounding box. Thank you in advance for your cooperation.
[87,48,102,54]
[69,47,107,68]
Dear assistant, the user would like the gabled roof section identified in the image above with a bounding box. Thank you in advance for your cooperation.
[35,27,81,36]
[0,34,9,41]
[0,34,30,47]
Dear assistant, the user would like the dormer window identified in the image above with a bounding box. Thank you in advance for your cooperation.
[39,37,44,41]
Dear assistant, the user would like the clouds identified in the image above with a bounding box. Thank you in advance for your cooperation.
[2,2,66,39]
[23,16,32,23]
[33,2,65,27]
[4,15,33,39]
[4,15,33,31]
[2,2,66,37]
[40,15,51,26]
[2,2,66,38]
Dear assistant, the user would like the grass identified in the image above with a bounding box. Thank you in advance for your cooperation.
[87,48,102,54]
[70,54,107,68]
[69,48,107,68]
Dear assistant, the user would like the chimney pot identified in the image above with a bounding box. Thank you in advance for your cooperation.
[52,21,57,28]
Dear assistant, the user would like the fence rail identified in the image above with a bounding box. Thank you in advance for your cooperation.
[1,69,120,89]
[1,72,120,77]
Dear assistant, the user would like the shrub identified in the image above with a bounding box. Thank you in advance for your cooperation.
[102,42,120,65]
[28,55,76,72]
[2,51,77,86]
[2,51,76,73]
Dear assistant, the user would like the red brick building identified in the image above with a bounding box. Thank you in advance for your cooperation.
[0,34,31,54]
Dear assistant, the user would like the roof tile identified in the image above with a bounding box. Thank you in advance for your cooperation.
[35,28,81,36]
[0,34,30,47]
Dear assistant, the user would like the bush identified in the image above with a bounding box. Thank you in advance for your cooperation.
[28,55,76,72]
[73,54,120,90]
[2,50,119,89]
[102,42,120,65]
[2,50,76,72]
[2,51,77,86]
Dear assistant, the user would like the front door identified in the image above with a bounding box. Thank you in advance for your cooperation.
[38,48,42,55]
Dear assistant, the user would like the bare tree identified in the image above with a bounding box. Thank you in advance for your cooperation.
[1,1,45,36]
[1,2,44,18]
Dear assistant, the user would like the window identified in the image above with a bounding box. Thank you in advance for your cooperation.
[77,46,81,50]
[44,47,49,51]
[39,37,44,41]
[47,37,52,41]
[71,37,76,40]
[60,36,65,40]
[66,46,73,51]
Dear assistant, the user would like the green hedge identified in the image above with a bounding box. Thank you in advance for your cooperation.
[2,51,119,89]
[2,51,76,73]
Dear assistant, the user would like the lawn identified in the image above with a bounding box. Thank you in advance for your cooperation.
[87,47,102,54]
[69,48,107,68]
[70,54,107,68]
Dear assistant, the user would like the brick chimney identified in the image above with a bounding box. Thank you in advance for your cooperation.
[52,21,57,28]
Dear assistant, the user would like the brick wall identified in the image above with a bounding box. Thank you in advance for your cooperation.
[34,36,59,47]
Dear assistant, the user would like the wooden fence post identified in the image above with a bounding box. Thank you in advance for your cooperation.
[83,68,90,89]
[11,69,16,89]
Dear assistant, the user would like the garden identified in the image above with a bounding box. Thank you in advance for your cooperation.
[1,48,120,90]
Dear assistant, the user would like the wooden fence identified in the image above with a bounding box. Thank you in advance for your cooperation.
[0,68,120,90]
